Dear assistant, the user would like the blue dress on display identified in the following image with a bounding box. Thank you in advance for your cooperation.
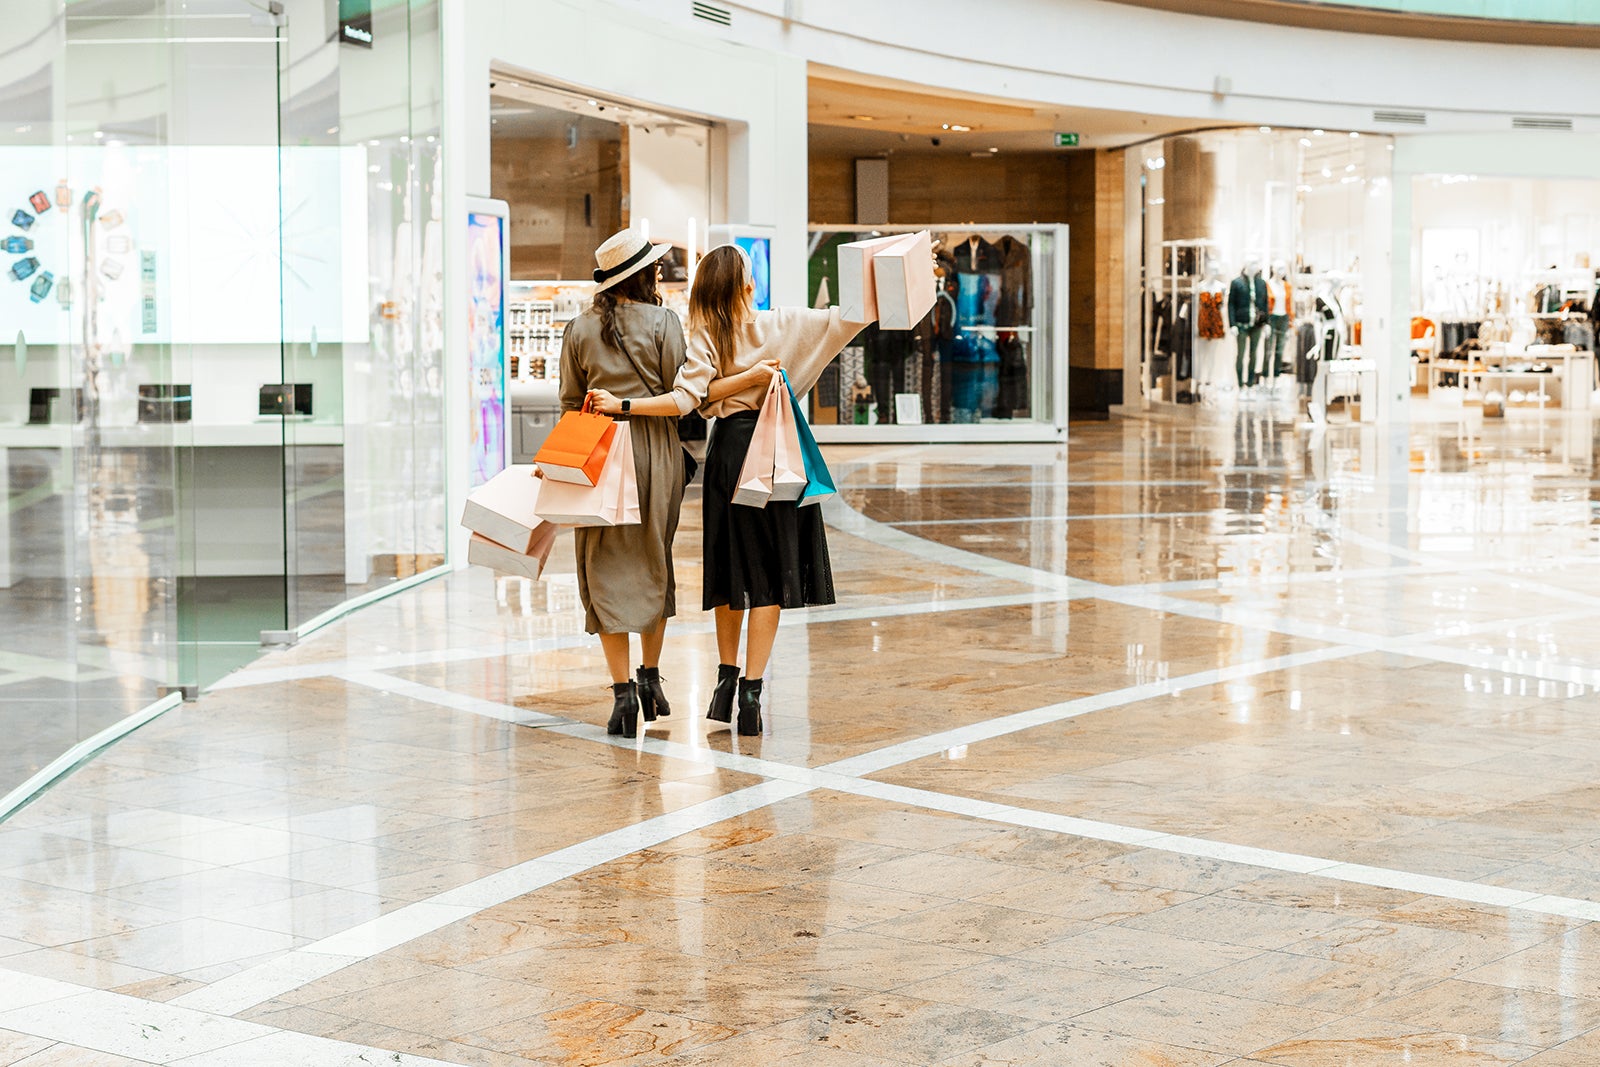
[951,270,1000,422]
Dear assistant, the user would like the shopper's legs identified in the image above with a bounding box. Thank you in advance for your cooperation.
[743,605,781,680]
[598,632,631,684]
[714,605,743,665]
[640,618,666,669]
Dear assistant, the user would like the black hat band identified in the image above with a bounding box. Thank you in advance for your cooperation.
[593,241,654,284]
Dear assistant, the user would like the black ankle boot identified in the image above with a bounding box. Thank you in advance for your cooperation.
[607,681,639,739]
[736,678,763,737]
[706,664,739,723]
[636,666,670,721]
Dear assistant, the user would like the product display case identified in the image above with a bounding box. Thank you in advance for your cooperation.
[805,224,1068,441]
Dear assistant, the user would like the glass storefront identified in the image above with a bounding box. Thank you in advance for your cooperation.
[1136,128,1392,414]
[806,226,1066,438]
[0,1,444,798]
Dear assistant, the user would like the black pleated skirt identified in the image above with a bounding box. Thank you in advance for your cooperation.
[701,411,836,611]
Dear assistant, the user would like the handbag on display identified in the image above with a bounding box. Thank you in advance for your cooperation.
[783,369,836,507]
[769,372,808,502]
[533,396,616,485]
[535,421,641,526]
[837,233,907,323]
[460,465,554,554]
[732,371,783,507]
[870,230,937,330]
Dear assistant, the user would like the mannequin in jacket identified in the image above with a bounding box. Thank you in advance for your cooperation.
[1228,257,1270,391]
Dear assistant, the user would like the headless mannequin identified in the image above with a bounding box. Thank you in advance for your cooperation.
[1267,259,1292,383]
[1230,256,1268,391]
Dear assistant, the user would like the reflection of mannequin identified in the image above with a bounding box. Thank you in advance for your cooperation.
[1228,256,1269,390]
[949,234,999,423]
[1266,259,1293,381]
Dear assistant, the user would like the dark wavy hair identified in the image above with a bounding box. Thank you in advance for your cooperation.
[593,262,661,352]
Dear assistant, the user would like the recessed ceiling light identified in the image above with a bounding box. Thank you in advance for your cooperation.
[1349,131,1360,138]
[850,114,875,122]
[587,99,599,106]
[988,147,999,153]
[949,124,971,132]
[1299,138,1312,147]
[941,123,950,130]
[1259,126,1272,133]
[1313,129,1325,136]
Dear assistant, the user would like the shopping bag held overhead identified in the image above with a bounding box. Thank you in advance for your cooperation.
[533,396,616,486]
[872,231,938,330]
[837,233,907,324]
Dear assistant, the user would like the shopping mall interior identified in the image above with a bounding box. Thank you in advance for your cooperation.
[4,0,1600,1063]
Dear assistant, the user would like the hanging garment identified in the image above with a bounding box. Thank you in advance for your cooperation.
[1172,293,1195,381]
[1196,290,1226,340]
[991,235,1032,328]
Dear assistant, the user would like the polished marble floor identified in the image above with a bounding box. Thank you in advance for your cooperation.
[5,409,1600,1064]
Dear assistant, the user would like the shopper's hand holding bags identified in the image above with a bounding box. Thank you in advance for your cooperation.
[769,370,808,502]
[533,396,617,486]
[535,420,641,526]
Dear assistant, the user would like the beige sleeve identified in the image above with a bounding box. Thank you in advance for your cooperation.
[781,306,870,397]
[664,313,712,415]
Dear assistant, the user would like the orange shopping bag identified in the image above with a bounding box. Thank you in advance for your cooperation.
[536,422,640,526]
[533,396,616,486]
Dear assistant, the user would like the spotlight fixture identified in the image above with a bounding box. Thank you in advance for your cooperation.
[850,115,875,122]
[949,124,971,132]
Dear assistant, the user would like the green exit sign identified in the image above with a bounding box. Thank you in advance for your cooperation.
[1055,132,1080,147]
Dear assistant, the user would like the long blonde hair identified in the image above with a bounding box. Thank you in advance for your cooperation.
[689,245,752,370]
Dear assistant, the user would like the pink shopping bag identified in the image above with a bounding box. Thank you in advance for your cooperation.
[460,464,554,553]
[535,422,640,526]
[732,371,783,507]
[769,373,807,502]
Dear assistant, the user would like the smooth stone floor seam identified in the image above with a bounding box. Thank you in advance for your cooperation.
[0,968,458,1065]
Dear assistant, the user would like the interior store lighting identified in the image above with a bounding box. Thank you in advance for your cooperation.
[1349,131,1360,138]
[949,124,971,132]
[1313,129,1325,136]
[1146,156,1165,169]
[850,115,875,121]
[1299,138,1312,147]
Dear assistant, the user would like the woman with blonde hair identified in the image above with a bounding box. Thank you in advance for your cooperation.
[690,244,869,735]
[560,228,712,738]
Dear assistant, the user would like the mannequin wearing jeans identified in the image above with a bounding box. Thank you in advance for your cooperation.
[1266,260,1294,380]
[1228,257,1269,390]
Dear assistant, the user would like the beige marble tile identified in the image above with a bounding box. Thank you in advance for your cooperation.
[1358,976,1600,1046]
[1068,985,1340,1056]
[1183,950,1439,1015]
[936,1024,1230,1066]
[768,993,1038,1063]
[745,929,994,991]
[1016,924,1263,984]
[0,1031,52,1066]
[459,998,739,1063]
[897,957,1159,1023]
[1250,1017,1542,1066]
[861,901,1092,956]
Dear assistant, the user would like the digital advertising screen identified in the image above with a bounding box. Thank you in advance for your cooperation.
[466,205,508,488]
[735,235,772,311]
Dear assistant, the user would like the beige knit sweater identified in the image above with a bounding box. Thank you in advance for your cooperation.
[690,307,870,419]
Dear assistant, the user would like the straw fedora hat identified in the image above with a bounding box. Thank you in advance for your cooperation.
[592,228,672,293]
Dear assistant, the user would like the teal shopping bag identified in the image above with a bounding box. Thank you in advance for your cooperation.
[782,369,836,507]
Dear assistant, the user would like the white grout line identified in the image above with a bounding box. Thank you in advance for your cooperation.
[340,671,572,727]
[169,779,810,1018]
[0,967,457,1065]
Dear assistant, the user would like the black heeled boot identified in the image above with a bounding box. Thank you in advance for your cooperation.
[636,666,670,722]
[736,678,763,737]
[607,681,639,739]
[706,664,739,723]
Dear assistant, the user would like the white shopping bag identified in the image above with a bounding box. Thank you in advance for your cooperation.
[871,230,937,330]
[836,233,905,324]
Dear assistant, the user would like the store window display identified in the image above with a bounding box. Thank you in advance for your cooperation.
[1136,127,1391,412]
[807,226,1064,435]
[1412,174,1600,411]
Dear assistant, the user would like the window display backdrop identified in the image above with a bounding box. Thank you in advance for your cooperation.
[805,225,1067,442]
[1137,128,1393,414]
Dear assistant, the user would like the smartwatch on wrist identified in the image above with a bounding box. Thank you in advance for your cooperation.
[621,398,631,415]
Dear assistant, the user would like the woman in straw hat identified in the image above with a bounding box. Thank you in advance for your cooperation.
[560,228,715,738]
